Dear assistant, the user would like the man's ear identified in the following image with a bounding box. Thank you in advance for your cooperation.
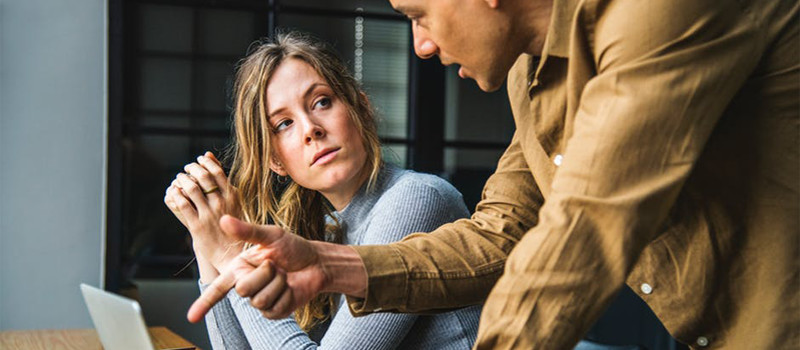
[269,158,288,176]
[485,0,500,9]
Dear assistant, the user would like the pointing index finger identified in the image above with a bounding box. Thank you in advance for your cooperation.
[187,269,237,323]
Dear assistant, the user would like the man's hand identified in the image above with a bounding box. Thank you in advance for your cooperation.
[187,215,366,323]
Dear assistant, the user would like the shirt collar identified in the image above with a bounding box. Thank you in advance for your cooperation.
[542,0,578,59]
[524,0,577,95]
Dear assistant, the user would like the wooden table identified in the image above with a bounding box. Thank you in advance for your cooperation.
[0,326,197,350]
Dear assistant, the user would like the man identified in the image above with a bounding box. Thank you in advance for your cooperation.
[190,0,799,348]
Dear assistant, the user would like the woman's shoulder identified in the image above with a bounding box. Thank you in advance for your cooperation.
[366,166,469,222]
[352,166,469,243]
[380,166,464,204]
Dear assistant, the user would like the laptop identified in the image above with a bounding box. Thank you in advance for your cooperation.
[80,283,195,350]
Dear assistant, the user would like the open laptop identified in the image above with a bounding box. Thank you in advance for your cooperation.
[80,283,195,350]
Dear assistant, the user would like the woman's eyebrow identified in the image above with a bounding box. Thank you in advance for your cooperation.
[303,83,327,100]
[268,83,329,119]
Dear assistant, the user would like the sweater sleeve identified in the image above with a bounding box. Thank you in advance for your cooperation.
[198,281,252,350]
[220,175,471,350]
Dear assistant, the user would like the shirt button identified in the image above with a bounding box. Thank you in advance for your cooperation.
[640,283,653,295]
[696,336,709,347]
[553,154,563,167]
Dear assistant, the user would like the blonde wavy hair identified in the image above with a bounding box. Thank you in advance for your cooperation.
[227,31,382,331]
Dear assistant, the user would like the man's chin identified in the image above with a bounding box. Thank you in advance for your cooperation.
[474,77,504,92]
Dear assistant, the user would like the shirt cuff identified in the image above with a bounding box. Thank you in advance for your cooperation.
[346,244,408,316]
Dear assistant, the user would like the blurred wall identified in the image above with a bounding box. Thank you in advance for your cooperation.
[0,0,106,329]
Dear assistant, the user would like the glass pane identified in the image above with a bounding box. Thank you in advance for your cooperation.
[278,15,356,60]
[444,66,515,143]
[139,58,192,111]
[287,0,398,15]
[139,4,193,53]
[121,136,192,279]
[138,112,231,131]
[444,148,504,173]
[360,19,409,139]
[381,144,407,167]
[443,148,505,212]
[196,60,236,113]
[136,135,230,170]
[122,134,231,272]
[138,113,192,129]
[197,8,260,56]
[195,113,232,131]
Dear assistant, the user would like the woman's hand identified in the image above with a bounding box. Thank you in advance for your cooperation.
[164,152,243,279]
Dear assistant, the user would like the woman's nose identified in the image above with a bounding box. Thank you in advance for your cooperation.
[304,122,325,144]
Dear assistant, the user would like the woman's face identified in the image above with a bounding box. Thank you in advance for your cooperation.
[266,58,368,200]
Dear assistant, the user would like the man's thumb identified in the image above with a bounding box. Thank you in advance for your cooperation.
[219,215,283,245]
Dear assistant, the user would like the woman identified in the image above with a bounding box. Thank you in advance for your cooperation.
[164,32,481,349]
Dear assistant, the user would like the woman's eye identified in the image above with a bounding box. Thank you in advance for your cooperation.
[314,97,332,109]
[275,119,292,131]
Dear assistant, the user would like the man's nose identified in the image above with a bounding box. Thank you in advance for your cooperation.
[412,26,438,59]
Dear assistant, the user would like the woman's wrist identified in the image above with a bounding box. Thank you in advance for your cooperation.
[195,252,220,284]
[194,240,241,271]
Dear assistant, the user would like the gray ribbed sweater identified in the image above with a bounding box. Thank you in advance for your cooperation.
[200,165,482,349]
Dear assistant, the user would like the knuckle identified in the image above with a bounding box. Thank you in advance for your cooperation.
[197,172,212,183]
[210,168,225,177]
[182,181,200,193]
[177,201,192,211]
[258,264,274,279]
[250,296,267,310]
[234,283,250,298]
[273,305,290,319]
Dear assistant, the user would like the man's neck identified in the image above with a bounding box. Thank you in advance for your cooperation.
[510,0,554,56]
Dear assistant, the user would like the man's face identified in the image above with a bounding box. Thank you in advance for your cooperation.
[390,0,519,92]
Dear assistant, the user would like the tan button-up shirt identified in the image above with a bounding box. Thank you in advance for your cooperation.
[349,0,799,348]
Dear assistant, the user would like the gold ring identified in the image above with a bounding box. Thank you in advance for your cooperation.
[203,186,219,195]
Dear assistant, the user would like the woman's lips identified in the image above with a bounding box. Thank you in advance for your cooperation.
[312,148,340,166]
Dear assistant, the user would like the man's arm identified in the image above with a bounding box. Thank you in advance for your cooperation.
[475,0,766,348]
[348,131,544,313]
